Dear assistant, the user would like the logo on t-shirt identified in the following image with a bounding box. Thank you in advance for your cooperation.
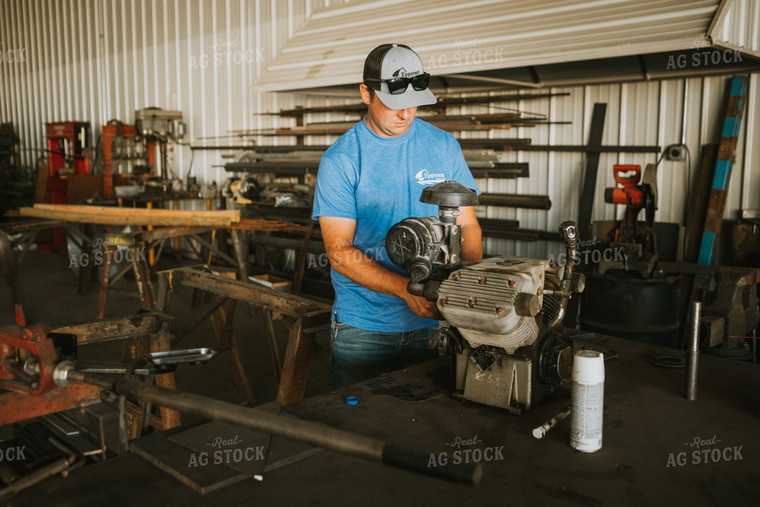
[415,169,445,185]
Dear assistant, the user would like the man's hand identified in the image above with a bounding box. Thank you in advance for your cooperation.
[401,291,442,319]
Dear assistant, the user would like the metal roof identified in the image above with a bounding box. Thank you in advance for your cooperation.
[252,0,738,92]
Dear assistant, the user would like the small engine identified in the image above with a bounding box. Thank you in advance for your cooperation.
[386,182,584,414]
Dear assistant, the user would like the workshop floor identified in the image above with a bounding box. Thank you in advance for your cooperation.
[0,248,332,437]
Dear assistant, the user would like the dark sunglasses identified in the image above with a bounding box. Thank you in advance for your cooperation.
[365,72,430,95]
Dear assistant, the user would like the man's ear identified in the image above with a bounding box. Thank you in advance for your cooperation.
[359,83,371,106]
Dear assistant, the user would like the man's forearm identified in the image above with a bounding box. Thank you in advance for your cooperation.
[461,222,483,262]
[327,245,409,298]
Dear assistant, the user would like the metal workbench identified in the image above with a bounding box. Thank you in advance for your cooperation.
[8,333,760,506]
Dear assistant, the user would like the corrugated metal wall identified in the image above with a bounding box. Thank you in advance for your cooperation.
[478,74,758,259]
[0,0,346,188]
[1,0,757,260]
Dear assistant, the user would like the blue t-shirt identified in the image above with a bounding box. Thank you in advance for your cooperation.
[312,117,481,332]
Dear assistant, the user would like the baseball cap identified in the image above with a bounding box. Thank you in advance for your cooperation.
[363,44,437,110]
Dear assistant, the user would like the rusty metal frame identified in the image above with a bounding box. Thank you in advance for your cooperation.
[0,383,101,426]
[0,312,182,429]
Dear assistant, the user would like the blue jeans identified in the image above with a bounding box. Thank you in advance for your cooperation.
[329,318,440,389]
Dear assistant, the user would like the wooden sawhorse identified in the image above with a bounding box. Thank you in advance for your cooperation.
[154,266,331,406]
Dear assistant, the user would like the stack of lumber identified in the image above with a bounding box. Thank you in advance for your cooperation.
[18,204,313,233]
[20,204,241,227]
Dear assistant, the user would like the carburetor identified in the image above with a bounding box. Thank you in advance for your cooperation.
[386,181,584,414]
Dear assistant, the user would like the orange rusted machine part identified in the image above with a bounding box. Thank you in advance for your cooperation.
[0,325,100,425]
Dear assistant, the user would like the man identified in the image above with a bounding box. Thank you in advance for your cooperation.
[312,43,482,389]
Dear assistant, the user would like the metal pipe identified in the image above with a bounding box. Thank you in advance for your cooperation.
[65,370,481,486]
[550,221,580,327]
[0,456,77,499]
[477,193,552,210]
[686,301,701,401]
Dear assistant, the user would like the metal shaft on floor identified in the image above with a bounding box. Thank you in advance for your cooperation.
[65,369,481,486]
[686,300,701,401]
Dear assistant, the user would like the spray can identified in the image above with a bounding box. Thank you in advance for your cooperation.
[570,350,605,453]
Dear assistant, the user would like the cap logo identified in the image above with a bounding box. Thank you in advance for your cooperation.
[392,67,419,79]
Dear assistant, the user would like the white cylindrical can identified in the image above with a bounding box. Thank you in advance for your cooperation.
[570,350,605,453]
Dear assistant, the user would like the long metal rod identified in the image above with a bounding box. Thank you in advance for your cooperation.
[0,456,77,499]
[686,301,701,401]
[477,193,551,210]
[66,370,480,486]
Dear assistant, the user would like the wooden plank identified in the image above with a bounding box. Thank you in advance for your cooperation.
[165,268,331,316]
[225,219,308,233]
[150,328,182,429]
[20,207,240,227]
[51,313,165,344]
[231,229,249,282]
[0,219,64,233]
[33,203,240,221]
[96,245,116,319]
[276,318,312,406]
[132,246,155,309]
[684,144,719,264]
[696,75,749,267]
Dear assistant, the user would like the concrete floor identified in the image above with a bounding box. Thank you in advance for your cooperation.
[0,247,332,434]
[4,249,760,506]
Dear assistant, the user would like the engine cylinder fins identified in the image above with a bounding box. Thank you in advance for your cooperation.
[462,318,538,353]
[439,285,518,313]
[538,276,562,327]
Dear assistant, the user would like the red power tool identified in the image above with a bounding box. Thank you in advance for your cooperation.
[604,164,656,245]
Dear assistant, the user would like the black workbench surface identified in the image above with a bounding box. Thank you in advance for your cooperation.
[8,334,760,506]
